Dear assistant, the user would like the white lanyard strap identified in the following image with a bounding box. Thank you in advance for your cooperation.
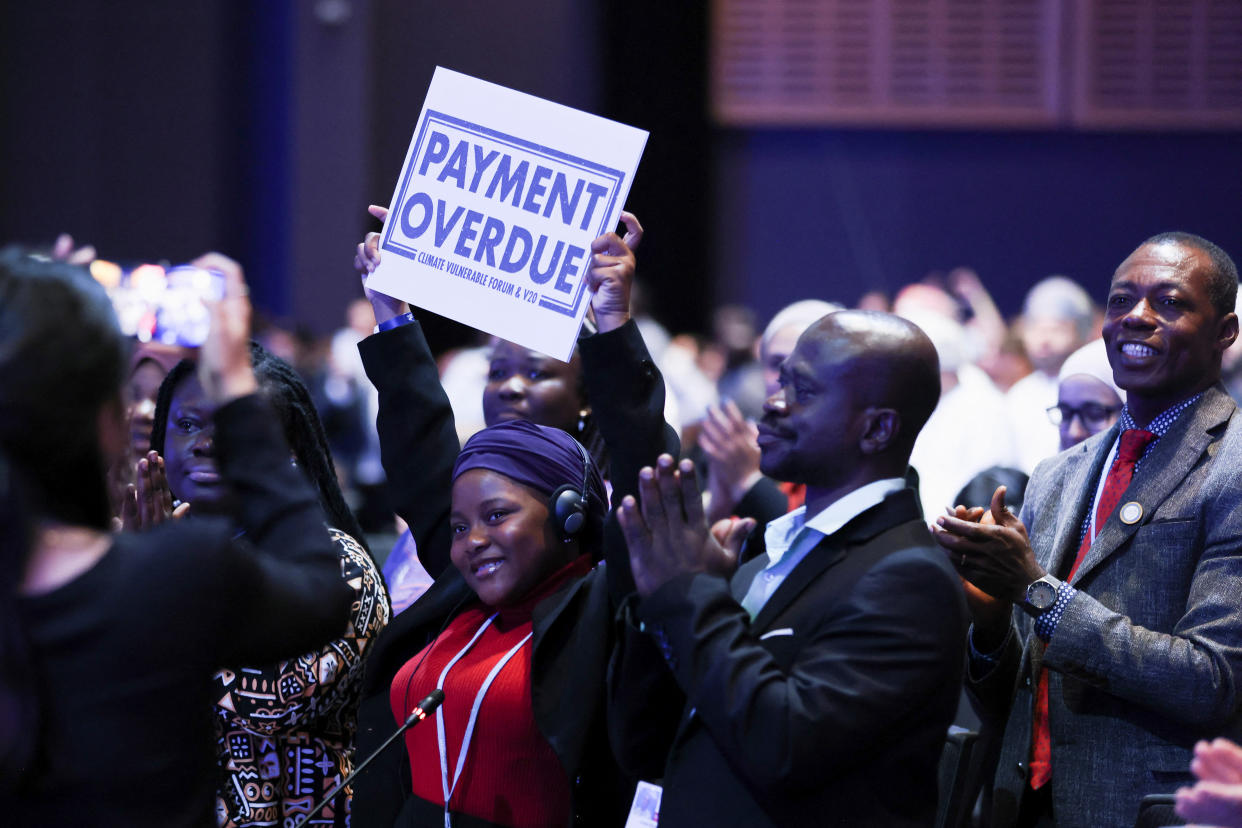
[435,613,533,828]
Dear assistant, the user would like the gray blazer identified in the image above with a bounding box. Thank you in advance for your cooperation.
[970,385,1242,828]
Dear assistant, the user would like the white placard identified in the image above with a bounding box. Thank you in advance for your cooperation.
[367,67,649,362]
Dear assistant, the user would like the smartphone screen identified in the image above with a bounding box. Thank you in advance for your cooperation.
[91,261,224,347]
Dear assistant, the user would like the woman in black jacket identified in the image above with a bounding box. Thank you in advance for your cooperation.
[348,210,677,827]
[0,249,352,827]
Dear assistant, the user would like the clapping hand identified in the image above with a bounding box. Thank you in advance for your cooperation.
[1176,739,1242,828]
[699,401,763,523]
[120,451,191,530]
[937,501,1013,648]
[618,454,755,598]
[934,485,1043,606]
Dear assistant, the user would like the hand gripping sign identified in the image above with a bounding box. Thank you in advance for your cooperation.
[366,67,649,362]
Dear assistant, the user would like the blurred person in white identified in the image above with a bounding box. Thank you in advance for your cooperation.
[436,338,491,446]
[1049,339,1125,451]
[944,267,1035,392]
[1007,276,1097,473]
[892,273,1008,376]
[759,300,846,396]
[654,334,709,431]
[902,306,1017,519]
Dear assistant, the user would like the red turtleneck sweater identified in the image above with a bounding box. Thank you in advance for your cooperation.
[391,555,593,828]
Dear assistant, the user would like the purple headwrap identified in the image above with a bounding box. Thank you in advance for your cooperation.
[452,420,607,532]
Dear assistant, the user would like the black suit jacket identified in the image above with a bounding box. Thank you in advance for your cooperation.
[609,488,968,827]
[352,318,677,828]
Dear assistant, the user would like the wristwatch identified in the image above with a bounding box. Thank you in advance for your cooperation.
[1022,574,1062,614]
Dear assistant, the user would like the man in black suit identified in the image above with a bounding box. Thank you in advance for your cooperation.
[611,310,969,827]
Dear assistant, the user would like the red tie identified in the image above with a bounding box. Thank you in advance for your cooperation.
[1029,428,1155,789]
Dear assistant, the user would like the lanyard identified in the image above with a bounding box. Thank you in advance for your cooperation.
[435,613,533,828]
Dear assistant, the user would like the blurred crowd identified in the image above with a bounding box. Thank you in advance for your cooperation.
[240,257,1242,552]
[9,221,1242,828]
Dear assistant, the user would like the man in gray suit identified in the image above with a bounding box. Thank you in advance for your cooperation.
[936,232,1242,828]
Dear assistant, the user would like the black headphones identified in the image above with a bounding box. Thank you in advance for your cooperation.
[549,438,592,539]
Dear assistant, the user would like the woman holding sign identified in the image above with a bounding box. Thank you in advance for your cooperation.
[349,210,676,828]
[353,206,644,580]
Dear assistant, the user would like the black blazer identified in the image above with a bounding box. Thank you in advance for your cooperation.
[352,319,677,828]
[609,488,969,827]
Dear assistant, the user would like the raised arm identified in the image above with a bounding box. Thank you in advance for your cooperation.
[185,253,353,666]
[354,205,459,578]
[578,214,678,500]
[576,212,680,597]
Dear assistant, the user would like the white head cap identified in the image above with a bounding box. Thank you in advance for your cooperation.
[899,310,967,375]
[1058,338,1125,403]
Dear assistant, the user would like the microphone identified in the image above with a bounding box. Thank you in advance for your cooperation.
[290,689,445,828]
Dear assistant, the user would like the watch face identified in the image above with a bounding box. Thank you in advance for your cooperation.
[1027,580,1057,611]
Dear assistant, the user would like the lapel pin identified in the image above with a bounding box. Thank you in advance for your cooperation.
[1119,501,1143,525]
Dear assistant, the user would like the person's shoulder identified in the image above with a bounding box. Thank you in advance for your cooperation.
[114,518,236,570]
[880,527,959,581]
[1197,398,1242,504]
[328,527,379,576]
[839,516,959,591]
[846,533,966,622]
[327,526,391,620]
[107,519,241,611]
[1214,394,1242,447]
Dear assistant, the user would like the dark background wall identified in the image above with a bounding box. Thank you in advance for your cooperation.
[3,2,1239,341]
[715,128,1242,319]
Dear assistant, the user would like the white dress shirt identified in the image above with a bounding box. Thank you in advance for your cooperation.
[740,477,907,618]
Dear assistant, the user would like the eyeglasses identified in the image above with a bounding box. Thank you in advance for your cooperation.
[1046,402,1122,430]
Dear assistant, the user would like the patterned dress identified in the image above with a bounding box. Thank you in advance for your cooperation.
[213,528,390,827]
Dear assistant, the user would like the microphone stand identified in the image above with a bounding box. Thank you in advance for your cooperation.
[290,689,445,828]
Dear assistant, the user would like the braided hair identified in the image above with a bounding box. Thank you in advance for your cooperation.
[151,342,371,559]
